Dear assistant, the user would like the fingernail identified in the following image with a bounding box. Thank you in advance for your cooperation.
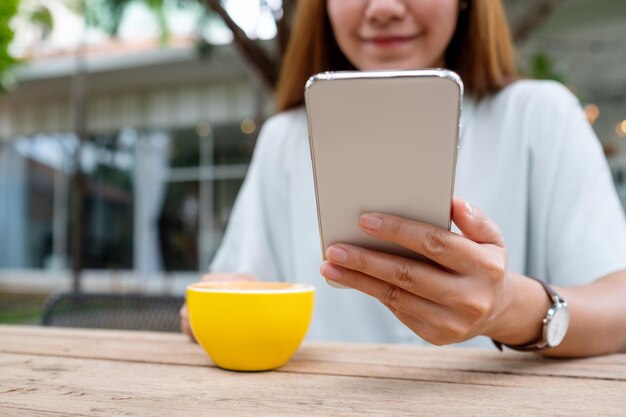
[321,262,342,280]
[464,200,473,217]
[327,246,348,263]
[360,214,382,230]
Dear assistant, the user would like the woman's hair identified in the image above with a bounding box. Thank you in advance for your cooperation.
[275,0,517,112]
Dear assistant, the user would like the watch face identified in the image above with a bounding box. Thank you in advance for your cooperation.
[547,305,569,347]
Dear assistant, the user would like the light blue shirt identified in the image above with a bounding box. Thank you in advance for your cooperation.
[210,80,626,346]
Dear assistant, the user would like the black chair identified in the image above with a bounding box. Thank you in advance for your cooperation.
[41,292,185,332]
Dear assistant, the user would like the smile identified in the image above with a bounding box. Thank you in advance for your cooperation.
[361,34,421,47]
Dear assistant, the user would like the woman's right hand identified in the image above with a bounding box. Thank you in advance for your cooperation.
[179,272,257,341]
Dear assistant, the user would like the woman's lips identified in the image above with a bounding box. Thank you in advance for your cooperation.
[363,34,420,47]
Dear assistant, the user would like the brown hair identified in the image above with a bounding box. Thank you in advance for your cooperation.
[275,0,517,112]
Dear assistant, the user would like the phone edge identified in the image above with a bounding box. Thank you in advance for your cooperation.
[304,69,464,288]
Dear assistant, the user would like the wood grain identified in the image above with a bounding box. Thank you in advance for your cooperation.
[1,325,626,416]
[1,353,625,417]
[1,326,625,381]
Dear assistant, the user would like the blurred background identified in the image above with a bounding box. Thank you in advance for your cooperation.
[0,0,625,330]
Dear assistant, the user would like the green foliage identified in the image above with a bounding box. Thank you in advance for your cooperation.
[525,51,585,100]
[0,292,48,325]
[28,5,53,38]
[88,0,206,45]
[145,0,169,44]
[0,0,20,89]
[528,51,565,84]
[89,0,170,43]
[84,0,133,36]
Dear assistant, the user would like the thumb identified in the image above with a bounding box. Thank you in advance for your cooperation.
[452,197,505,247]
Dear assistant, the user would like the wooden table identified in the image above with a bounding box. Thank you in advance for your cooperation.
[1,325,625,416]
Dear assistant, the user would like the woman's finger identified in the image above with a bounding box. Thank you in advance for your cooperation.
[326,244,465,306]
[321,261,448,320]
[451,197,505,247]
[358,212,483,274]
[179,303,196,342]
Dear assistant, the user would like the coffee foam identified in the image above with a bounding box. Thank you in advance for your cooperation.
[188,281,314,293]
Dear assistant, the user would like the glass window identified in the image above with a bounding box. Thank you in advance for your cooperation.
[79,131,135,269]
[158,122,255,271]
[0,134,67,269]
[0,119,257,273]
[158,181,199,271]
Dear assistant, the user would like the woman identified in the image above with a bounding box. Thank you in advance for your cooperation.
[181,0,626,357]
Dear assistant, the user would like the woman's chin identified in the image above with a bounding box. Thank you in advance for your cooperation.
[358,59,435,71]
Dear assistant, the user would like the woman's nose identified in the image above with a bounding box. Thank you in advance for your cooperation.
[365,0,407,26]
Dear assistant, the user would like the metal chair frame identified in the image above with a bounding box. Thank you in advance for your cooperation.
[41,292,185,333]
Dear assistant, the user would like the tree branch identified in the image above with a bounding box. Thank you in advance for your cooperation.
[203,0,278,88]
[275,0,297,57]
[512,0,560,44]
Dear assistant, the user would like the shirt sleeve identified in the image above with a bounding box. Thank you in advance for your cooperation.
[528,82,626,286]
[208,118,285,280]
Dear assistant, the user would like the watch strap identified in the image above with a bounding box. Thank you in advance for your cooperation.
[492,277,562,352]
[534,277,563,304]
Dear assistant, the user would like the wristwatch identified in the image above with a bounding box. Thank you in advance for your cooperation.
[492,277,569,352]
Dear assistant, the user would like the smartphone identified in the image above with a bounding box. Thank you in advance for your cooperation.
[304,69,463,287]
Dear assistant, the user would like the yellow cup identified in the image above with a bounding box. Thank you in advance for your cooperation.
[186,281,315,371]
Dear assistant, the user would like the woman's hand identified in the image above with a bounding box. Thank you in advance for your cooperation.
[180,272,256,341]
[320,197,519,346]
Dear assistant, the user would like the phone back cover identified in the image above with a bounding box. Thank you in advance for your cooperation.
[305,70,462,262]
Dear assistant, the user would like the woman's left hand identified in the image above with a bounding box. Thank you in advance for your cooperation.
[320,197,513,345]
